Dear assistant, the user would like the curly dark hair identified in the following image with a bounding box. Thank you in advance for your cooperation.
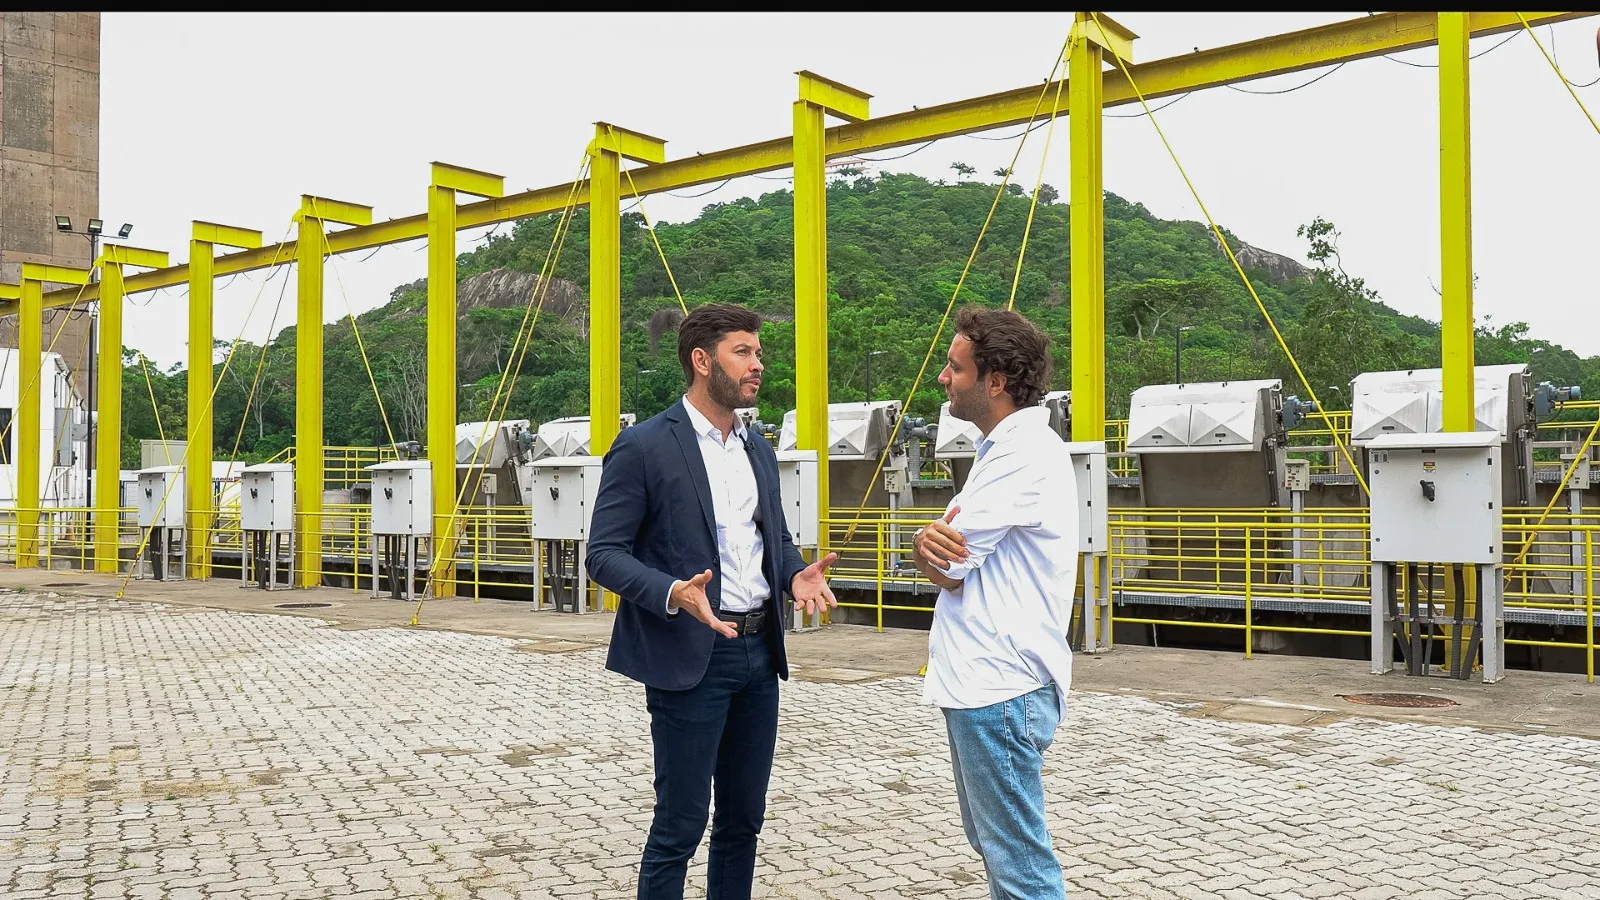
[953,306,1052,408]
[677,303,763,384]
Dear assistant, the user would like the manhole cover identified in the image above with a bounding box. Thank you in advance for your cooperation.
[41,582,89,588]
[1338,692,1458,709]
[274,602,332,610]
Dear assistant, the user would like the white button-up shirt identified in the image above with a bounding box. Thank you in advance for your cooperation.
[923,405,1076,721]
[666,396,770,615]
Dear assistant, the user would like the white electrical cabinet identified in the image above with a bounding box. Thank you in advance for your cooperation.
[1283,458,1311,492]
[776,449,820,549]
[1062,441,1108,555]
[1367,432,1500,564]
[240,463,294,532]
[368,460,432,536]
[530,457,603,540]
[135,466,186,528]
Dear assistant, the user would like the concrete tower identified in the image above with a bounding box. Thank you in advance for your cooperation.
[0,12,99,400]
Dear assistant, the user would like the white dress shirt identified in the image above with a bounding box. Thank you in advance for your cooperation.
[666,396,771,616]
[923,405,1076,721]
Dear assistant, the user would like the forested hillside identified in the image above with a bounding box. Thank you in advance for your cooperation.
[121,171,1592,466]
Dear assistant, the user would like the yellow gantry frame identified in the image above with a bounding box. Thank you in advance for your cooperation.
[0,11,1587,584]
[794,71,871,518]
[588,123,665,458]
[428,162,505,597]
[15,263,90,567]
[186,223,261,578]
[295,196,372,587]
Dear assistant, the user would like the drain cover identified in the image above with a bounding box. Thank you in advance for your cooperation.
[41,582,89,588]
[274,602,332,610]
[1338,692,1458,709]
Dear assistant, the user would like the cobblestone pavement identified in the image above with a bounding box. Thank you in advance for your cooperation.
[3,593,1599,900]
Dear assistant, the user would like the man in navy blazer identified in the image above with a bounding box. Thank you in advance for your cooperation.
[586,302,838,900]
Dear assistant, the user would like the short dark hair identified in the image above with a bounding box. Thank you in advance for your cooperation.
[677,303,762,384]
[953,306,1052,408]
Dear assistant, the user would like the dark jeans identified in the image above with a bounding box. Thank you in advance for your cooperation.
[638,631,779,900]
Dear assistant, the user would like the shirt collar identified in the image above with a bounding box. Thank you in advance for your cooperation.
[681,395,748,443]
[975,405,1048,458]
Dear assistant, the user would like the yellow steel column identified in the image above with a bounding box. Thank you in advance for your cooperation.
[793,72,871,519]
[92,263,122,573]
[16,277,42,567]
[294,196,372,587]
[1068,19,1105,442]
[1068,13,1136,442]
[1439,12,1474,432]
[17,264,89,567]
[187,224,260,578]
[587,124,665,457]
[426,163,503,598]
[95,248,167,573]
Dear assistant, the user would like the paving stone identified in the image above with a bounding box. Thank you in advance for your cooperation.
[3,592,1597,900]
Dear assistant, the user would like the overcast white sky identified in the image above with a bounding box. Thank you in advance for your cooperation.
[100,12,1600,369]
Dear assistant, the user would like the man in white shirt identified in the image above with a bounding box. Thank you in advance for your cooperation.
[912,306,1076,900]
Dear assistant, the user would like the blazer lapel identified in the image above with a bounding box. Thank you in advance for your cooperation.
[667,402,717,544]
[746,437,778,548]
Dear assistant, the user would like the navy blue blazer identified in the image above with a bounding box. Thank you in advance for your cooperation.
[586,400,810,691]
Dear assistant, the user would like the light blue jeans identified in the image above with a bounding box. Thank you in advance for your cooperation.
[942,684,1066,900]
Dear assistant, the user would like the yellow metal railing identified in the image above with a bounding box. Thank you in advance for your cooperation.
[817,503,1597,679]
[253,444,400,491]
[5,496,1596,680]
[433,507,541,600]
[0,505,141,572]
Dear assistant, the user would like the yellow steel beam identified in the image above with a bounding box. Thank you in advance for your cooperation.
[794,71,870,524]
[431,161,505,199]
[22,263,91,287]
[187,223,257,579]
[191,221,263,250]
[590,122,668,164]
[1076,10,1137,63]
[15,12,1590,316]
[17,264,88,568]
[296,195,372,227]
[0,284,19,300]
[797,70,872,123]
[99,245,168,269]
[1439,13,1475,433]
[1069,16,1108,444]
[427,162,504,598]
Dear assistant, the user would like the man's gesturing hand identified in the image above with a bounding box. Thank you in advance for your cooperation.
[790,552,839,617]
[670,569,738,638]
[914,506,967,569]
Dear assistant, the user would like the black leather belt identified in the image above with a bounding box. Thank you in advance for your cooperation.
[716,609,767,636]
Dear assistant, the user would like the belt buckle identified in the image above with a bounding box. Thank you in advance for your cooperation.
[744,611,765,635]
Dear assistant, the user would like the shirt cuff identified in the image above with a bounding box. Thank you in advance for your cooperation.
[665,580,681,616]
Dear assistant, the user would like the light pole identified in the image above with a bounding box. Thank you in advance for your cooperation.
[1175,325,1196,384]
[865,349,888,402]
[630,366,654,414]
[53,216,133,505]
